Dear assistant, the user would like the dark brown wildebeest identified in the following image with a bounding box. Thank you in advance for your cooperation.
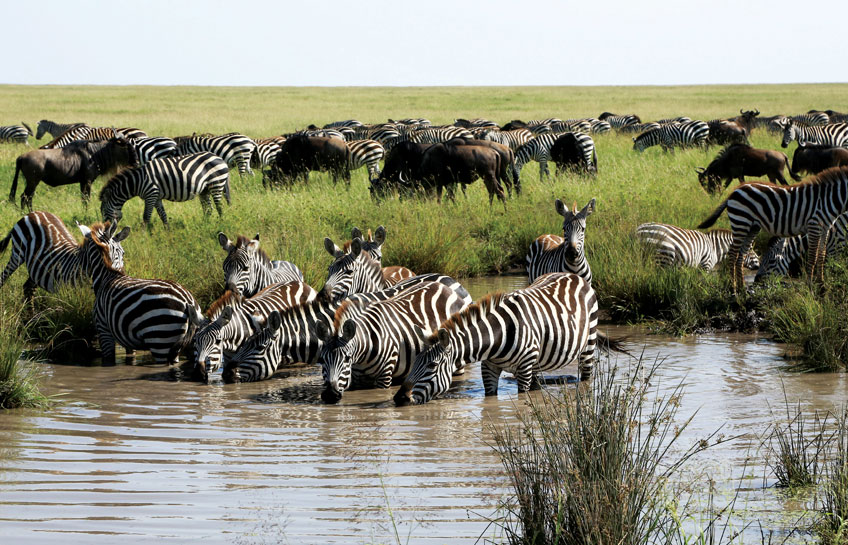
[266,134,350,188]
[10,133,137,211]
[442,137,519,196]
[707,109,759,145]
[550,133,597,175]
[791,146,848,176]
[696,143,800,194]
[371,141,433,200]
[417,142,506,206]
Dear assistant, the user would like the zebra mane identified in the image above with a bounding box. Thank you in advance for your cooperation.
[634,127,661,141]
[40,123,87,148]
[206,290,246,319]
[232,235,272,266]
[332,299,368,331]
[87,221,118,270]
[342,229,373,252]
[435,292,507,338]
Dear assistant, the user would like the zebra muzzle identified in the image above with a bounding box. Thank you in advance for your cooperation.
[321,386,343,404]
[393,384,413,407]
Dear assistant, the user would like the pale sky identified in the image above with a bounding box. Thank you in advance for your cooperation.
[4,0,846,86]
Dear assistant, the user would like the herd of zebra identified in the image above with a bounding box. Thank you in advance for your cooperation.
[3,107,848,404]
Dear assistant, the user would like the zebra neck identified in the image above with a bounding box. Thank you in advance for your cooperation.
[89,261,124,292]
[279,299,338,363]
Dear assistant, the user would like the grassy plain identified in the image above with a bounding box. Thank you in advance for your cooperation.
[0,83,846,373]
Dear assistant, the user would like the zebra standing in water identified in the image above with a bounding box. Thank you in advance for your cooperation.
[79,222,200,364]
[698,166,848,292]
[1,212,129,302]
[99,152,231,225]
[0,123,32,144]
[36,120,81,140]
[316,281,467,403]
[755,213,848,281]
[131,137,177,164]
[41,125,148,148]
[527,199,596,284]
[636,223,760,270]
[186,281,317,382]
[779,121,848,149]
[347,139,385,181]
[175,133,256,175]
[218,233,303,297]
[632,120,710,152]
[396,273,625,406]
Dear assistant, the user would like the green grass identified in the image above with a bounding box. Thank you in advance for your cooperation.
[1,83,847,364]
[0,306,49,409]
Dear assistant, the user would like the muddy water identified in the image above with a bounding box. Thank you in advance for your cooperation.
[0,275,845,543]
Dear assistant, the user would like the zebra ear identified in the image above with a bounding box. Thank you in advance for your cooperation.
[351,227,363,240]
[315,320,332,342]
[554,199,567,217]
[350,238,362,258]
[374,226,387,246]
[580,198,596,218]
[113,226,131,242]
[437,328,450,348]
[342,320,357,341]
[218,306,235,327]
[186,304,207,327]
[77,222,92,238]
[217,232,233,252]
[324,237,343,259]
[414,326,433,345]
[247,237,260,254]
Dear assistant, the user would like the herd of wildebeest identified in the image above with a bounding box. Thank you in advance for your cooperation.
[1,107,848,405]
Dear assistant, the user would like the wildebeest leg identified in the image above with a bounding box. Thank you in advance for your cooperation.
[80,180,93,207]
[771,171,787,185]
[21,188,34,213]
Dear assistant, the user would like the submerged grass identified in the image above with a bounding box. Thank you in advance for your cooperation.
[767,397,832,489]
[818,407,848,545]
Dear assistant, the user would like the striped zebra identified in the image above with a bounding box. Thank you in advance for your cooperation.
[698,166,848,291]
[656,116,692,125]
[779,121,848,149]
[1,212,129,302]
[790,112,830,126]
[391,118,431,126]
[598,113,641,130]
[550,132,598,174]
[131,137,177,164]
[186,280,317,382]
[218,233,303,297]
[79,221,200,365]
[632,120,709,152]
[347,139,384,180]
[621,122,660,135]
[223,273,471,383]
[515,132,594,180]
[99,151,230,226]
[293,127,349,141]
[0,123,32,145]
[174,133,256,175]
[755,213,848,281]
[454,118,499,129]
[407,127,474,145]
[251,136,287,169]
[479,128,533,151]
[41,125,147,149]
[549,120,590,134]
[36,119,81,140]
[363,125,402,150]
[338,226,417,285]
[316,281,467,403]
[395,272,625,405]
[323,120,364,129]
[526,198,595,284]
[585,119,612,134]
[635,222,759,270]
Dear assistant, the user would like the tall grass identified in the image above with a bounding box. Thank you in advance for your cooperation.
[0,306,48,409]
[817,407,848,545]
[767,397,832,489]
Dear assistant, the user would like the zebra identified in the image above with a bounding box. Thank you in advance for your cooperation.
[698,166,848,291]
[620,122,660,135]
[251,136,286,169]
[479,128,533,151]
[292,127,349,141]
[41,125,147,149]
[391,118,431,126]
[454,118,499,129]
[323,120,364,129]
[99,151,231,226]
[598,113,641,130]
[635,222,760,270]
[656,116,692,125]
[1,212,129,302]
[0,123,32,145]
[778,121,848,149]
[337,226,417,285]
[223,273,471,383]
[347,139,384,181]
[316,281,467,403]
[526,198,595,284]
[364,125,402,150]
[549,120,591,134]
[755,213,848,281]
[131,137,177,164]
[218,232,304,297]
[790,112,830,127]
[407,127,474,145]
[36,119,82,140]
[515,132,595,180]
[186,280,317,382]
[632,120,710,152]
[395,272,626,406]
[174,133,256,175]
[79,221,200,365]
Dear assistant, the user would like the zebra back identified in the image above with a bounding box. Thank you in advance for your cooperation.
[219,232,304,298]
[175,133,256,174]
[0,125,31,144]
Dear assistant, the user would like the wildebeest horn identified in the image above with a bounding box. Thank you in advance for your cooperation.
[754,109,760,115]
[695,167,705,173]
[399,171,408,184]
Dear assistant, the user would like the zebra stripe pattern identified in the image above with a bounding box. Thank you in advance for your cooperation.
[316,281,467,403]
[636,222,760,270]
[755,213,848,281]
[526,198,595,284]
[323,120,364,129]
[36,119,81,140]
[187,281,317,382]
[131,137,177,164]
[251,137,287,169]
[100,152,231,225]
[599,113,641,129]
[406,127,473,145]
[698,166,848,291]
[219,233,303,298]
[41,125,147,149]
[633,120,709,152]
[175,133,256,175]
[347,139,384,180]
[551,132,598,173]
[0,123,32,144]
[395,272,606,405]
[479,128,533,151]
[789,112,830,126]
[79,221,200,364]
[336,225,416,285]
[780,122,848,148]
[514,133,562,179]
[1,212,128,301]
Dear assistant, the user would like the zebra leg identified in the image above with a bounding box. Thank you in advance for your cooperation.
[211,191,224,217]
[95,315,117,365]
[481,361,503,396]
[375,359,396,389]
[732,229,758,293]
[806,223,826,283]
[154,200,169,226]
[0,248,24,289]
[22,278,37,306]
[514,354,538,393]
[199,191,213,216]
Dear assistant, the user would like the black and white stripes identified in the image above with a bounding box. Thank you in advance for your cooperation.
[636,222,759,270]
[632,120,709,152]
[779,121,848,149]
[526,198,596,284]
[0,123,32,144]
[175,133,256,175]
[218,233,303,297]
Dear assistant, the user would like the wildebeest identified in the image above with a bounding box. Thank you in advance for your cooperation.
[416,141,506,206]
[370,141,433,200]
[696,144,800,194]
[265,134,350,188]
[442,137,519,196]
[791,146,848,176]
[707,109,759,145]
[550,133,597,175]
[9,133,137,211]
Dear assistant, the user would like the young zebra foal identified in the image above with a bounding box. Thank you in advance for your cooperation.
[1,211,128,302]
[636,222,760,270]
[99,151,231,226]
[755,213,848,281]
[334,226,416,286]
[80,222,200,364]
[526,198,596,284]
[219,233,303,297]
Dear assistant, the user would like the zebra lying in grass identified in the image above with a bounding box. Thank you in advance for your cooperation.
[755,213,848,281]
[636,223,759,270]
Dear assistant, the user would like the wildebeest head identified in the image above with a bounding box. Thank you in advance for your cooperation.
[556,198,596,262]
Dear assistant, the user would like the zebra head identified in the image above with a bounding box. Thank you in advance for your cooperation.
[223,311,284,384]
[394,328,454,407]
[755,237,790,282]
[556,198,595,263]
[35,120,49,140]
[779,119,797,148]
[188,304,235,383]
[219,232,262,295]
[348,226,386,262]
[322,237,383,303]
[315,319,358,404]
[77,220,131,274]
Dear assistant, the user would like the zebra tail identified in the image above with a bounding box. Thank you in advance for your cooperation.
[9,157,21,203]
[785,153,802,181]
[22,122,33,136]
[697,198,729,229]
[596,332,631,357]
